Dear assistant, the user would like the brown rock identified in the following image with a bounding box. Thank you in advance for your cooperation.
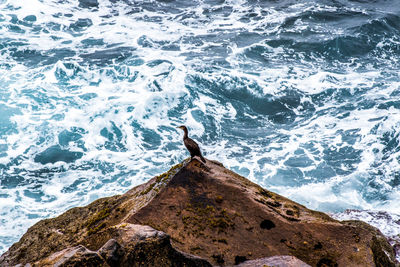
[237,255,311,267]
[35,245,105,266]
[1,158,398,266]
[107,223,212,267]
[32,224,211,267]
[97,238,123,266]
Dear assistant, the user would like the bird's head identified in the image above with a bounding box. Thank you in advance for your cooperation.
[177,125,187,131]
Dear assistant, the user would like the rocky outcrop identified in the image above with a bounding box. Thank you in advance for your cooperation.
[33,224,211,267]
[1,158,398,266]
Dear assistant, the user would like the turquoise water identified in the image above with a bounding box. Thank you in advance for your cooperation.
[1,0,400,254]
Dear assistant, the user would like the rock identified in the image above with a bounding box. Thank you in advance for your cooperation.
[35,245,105,266]
[114,223,168,243]
[1,158,398,266]
[113,223,211,267]
[98,239,123,267]
[237,255,311,267]
[127,160,398,266]
[31,224,211,267]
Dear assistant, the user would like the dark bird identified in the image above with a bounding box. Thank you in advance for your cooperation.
[177,125,206,163]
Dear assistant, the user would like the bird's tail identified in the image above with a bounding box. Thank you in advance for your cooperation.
[199,154,206,163]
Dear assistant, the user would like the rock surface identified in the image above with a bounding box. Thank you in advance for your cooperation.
[27,223,211,267]
[36,245,105,266]
[236,255,311,267]
[1,158,398,266]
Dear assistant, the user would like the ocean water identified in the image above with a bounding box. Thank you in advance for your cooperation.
[1,0,400,255]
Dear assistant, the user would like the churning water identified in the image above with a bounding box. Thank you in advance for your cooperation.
[1,0,400,254]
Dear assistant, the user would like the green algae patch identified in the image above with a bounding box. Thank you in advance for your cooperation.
[155,161,186,184]
[86,207,110,235]
[141,182,156,195]
[87,222,106,235]
[257,188,274,199]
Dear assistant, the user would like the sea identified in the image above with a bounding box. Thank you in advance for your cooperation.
[0,0,400,257]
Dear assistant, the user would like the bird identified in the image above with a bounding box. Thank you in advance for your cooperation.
[177,125,206,163]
